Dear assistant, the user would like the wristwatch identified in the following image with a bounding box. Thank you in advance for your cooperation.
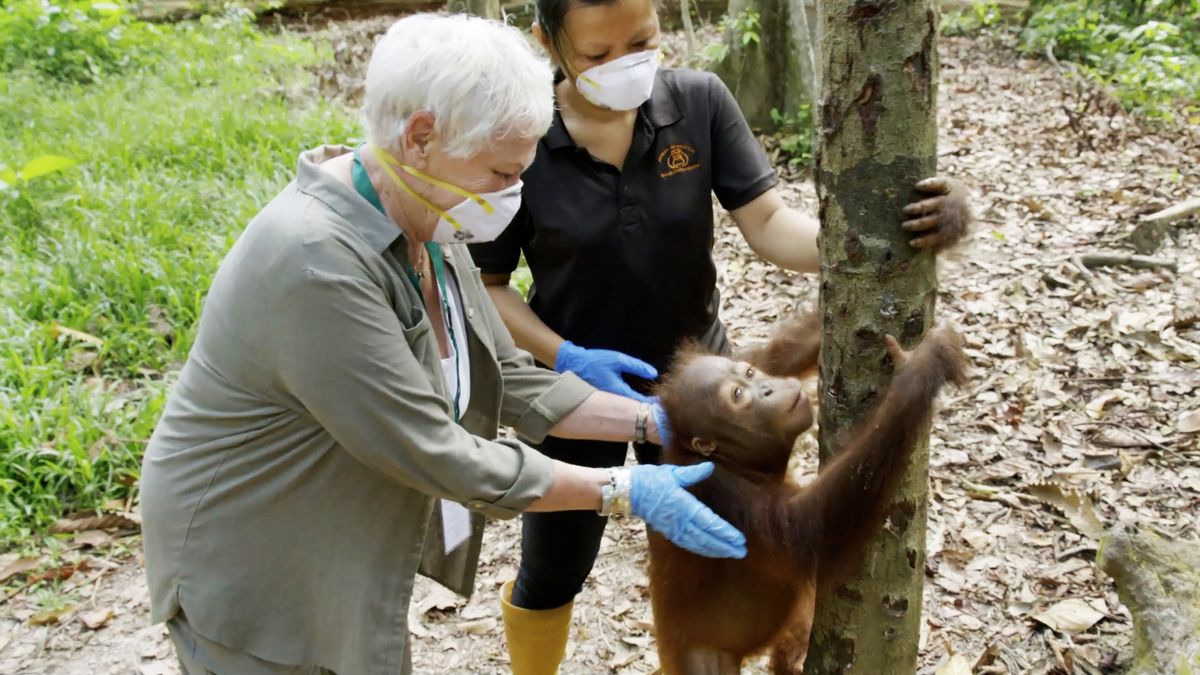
[635,403,650,444]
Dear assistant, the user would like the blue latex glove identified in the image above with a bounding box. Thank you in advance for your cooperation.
[630,463,747,559]
[555,341,657,403]
[649,398,673,448]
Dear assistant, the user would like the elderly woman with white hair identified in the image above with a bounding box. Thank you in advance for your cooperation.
[139,13,745,675]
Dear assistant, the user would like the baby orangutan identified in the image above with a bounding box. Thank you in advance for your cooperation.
[648,320,967,674]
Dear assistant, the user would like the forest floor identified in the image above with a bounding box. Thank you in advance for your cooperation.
[2,21,1199,675]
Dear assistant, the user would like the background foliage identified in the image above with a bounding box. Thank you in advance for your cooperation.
[943,0,1200,121]
[1021,0,1199,120]
[0,0,357,543]
[0,0,167,83]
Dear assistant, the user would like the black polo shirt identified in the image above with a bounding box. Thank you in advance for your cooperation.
[469,68,777,372]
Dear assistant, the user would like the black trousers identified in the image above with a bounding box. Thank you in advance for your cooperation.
[510,435,661,610]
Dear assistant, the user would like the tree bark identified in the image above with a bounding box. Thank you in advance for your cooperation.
[806,0,940,673]
[710,0,820,129]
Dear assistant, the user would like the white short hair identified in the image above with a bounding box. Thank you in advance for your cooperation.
[362,13,555,158]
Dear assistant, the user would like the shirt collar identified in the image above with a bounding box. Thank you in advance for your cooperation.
[644,69,683,128]
[295,144,404,254]
[544,70,683,152]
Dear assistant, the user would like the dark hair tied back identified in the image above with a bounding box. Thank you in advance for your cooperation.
[535,0,618,75]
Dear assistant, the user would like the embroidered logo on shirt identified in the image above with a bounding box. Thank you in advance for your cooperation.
[657,144,701,178]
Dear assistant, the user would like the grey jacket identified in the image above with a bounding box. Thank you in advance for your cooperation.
[140,145,594,674]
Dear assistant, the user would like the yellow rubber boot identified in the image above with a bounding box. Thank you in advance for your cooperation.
[499,580,573,675]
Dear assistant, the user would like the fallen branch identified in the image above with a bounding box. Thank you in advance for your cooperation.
[1074,421,1185,462]
[0,579,36,606]
[1030,485,1200,675]
[1078,253,1177,272]
[1098,525,1200,675]
[1141,196,1200,225]
[1071,254,1094,279]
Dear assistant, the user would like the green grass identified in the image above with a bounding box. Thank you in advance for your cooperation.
[941,0,1200,122]
[0,9,359,544]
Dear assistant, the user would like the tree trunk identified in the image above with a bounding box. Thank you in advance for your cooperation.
[710,0,820,129]
[806,0,940,673]
[646,0,733,29]
[1098,526,1200,675]
[681,0,698,58]
[447,0,499,18]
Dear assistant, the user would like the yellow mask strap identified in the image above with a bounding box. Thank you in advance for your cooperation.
[577,49,663,90]
[370,146,493,219]
[368,145,459,229]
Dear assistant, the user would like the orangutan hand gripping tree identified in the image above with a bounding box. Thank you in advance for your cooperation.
[647,323,967,675]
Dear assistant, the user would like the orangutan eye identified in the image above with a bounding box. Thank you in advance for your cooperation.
[745,367,755,378]
[732,386,744,403]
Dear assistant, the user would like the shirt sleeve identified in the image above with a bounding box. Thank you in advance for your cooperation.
[706,73,780,211]
[466,261,596,441]
[467,200,531,276]
[270,249,556,520]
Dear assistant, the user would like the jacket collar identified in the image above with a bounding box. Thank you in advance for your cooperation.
[295,144,403,254]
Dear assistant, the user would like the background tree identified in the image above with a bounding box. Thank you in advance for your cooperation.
[446,0,499,18]
[708,0,819,129]
[805,0,940,672]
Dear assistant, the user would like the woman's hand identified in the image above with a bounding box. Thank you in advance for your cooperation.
[903,177,974,251]
[629,463,747,559]
[555,341,657,403]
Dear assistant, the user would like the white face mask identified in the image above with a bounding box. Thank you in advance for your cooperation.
[575,48,659,111]
[429,179,523,244]
[370,145,523,244]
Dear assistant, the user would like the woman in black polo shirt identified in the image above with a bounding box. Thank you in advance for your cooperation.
[469,0,972,670]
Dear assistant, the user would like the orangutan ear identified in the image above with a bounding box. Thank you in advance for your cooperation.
[690,438,717,456]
